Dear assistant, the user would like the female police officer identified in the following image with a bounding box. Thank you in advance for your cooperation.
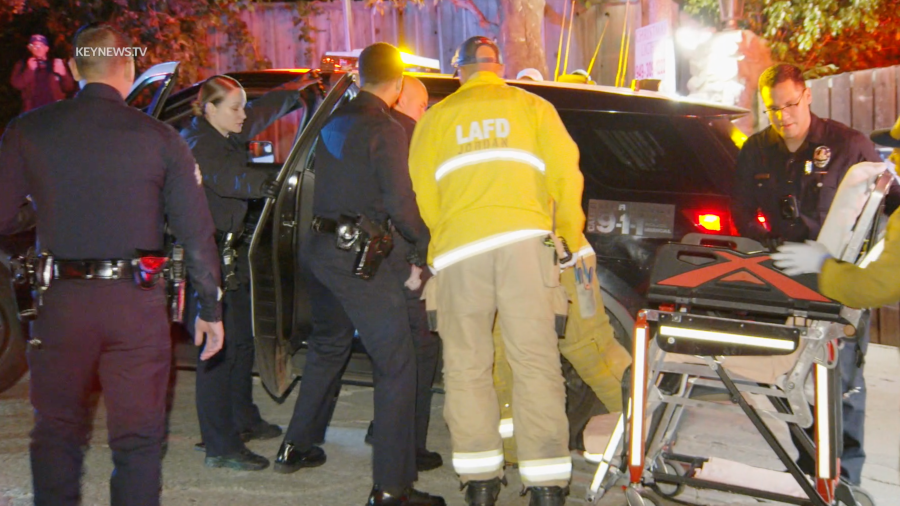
[181,73,317,470]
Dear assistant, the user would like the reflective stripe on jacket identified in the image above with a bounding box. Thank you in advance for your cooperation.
[409,71,584,269]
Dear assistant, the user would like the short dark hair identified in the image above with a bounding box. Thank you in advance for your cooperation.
[73,24,131,80]
[358,42,404,86]
[759,63,805,91]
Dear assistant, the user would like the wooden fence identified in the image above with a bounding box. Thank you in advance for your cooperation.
[207,0,643,86]
[759,66,900,346]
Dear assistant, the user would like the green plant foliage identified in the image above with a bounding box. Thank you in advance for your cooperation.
[0,0,321,127]
[680,0,900,76]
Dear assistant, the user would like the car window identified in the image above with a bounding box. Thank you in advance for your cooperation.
[128,78,165,112]
[251,107,305,164]
[559,110,719,194]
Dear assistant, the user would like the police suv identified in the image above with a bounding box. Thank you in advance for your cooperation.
[0,62,746,438]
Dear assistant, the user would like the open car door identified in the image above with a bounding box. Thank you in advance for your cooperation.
[248,72,357,398]
[126,62,179,119]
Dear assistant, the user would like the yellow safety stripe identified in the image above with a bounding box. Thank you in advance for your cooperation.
[432,229,549,271]
[499,418,514,439]
[519,456,573,482]
[435,148,546,182]
[452,449,505,475]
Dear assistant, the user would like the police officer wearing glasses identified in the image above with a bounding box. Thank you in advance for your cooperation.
[731,63,894,486]
[0,24,223,506]
[274,42,443,506]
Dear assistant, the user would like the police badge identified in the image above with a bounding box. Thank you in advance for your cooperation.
[813,145,832,169]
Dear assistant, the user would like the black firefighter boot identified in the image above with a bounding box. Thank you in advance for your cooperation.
[462,477,504,506]
[524,486,568,506]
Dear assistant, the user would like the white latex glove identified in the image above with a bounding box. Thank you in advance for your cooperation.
[404,265,423,291]
[771,240,832,276]
[817,161,887,257]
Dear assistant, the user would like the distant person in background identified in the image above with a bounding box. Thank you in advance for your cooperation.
[10,34,76,113]
[516,68,544,81]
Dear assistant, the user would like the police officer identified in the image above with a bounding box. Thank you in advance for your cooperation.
[409,36,584,506]
[274,43,444,506]
[772,118,900,305]
[732,63,888,485]
[181,74,317,470]
[363,75,443,472]
[0,24,223,505]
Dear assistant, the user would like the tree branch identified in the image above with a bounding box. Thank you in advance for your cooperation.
[447,0,494,28]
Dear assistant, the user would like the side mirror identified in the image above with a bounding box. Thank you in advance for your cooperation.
[248,140,275,163]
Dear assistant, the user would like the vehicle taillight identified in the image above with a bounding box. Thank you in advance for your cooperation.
[757,211,771,232]
[697,213,721,231]
[683,209,736,235]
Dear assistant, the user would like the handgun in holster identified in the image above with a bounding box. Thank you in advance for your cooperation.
[335,214,393,280]
[219,232,240,291]
[8,247,50,321]
[165,244,186,323]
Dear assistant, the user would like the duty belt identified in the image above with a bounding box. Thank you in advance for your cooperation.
[53,260,135,280]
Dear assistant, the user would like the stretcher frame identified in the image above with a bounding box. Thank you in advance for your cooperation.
[584,172,893,506]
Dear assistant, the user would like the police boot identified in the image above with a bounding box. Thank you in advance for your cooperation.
[366,485,446,506]
[524,486,568,506]
[273,441,326,474]
[463,477,504,506]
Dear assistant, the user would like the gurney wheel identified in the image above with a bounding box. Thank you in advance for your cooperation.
[848,485,876,506]
[624,487,660,506]
[650,457,685,498]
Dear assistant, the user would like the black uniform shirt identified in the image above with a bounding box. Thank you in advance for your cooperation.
[389,108,430,262]
[181,89,302,234]
[0,83,222,321]
[313,91,429,257]
[733,114,883,242]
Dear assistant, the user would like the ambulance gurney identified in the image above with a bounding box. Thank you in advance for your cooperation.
[583,167,893,506]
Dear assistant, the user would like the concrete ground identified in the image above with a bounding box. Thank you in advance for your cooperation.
[1,345,898,506]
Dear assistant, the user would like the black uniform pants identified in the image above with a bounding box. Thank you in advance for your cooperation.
[28,280,170,506]
[195,280,263,456]
[284,233,417,488]
[385,247,441,451]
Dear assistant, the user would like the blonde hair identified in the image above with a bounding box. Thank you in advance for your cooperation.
[191,75,243,117]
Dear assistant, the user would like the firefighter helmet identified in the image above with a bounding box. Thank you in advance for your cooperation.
[451,36,503,68]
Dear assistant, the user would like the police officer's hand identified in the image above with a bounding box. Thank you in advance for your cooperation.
[404,265,423,291]
[262,179,280,199]
[286,70,325,98]
[194,318,225,360]
[760,232,784,252]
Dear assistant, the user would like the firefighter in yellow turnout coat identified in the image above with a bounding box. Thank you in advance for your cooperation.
[493,236,631,463]
[409,37,584,506]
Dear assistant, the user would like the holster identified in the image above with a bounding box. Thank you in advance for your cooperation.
[335,214,394,280]
[8,247,49,321]
[217,232,240,291]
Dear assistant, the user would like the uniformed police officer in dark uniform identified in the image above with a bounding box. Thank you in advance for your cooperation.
[0,24,223,506]
[732,63,890,485]
[274,43,444,506]
[362,75,443,472]
[181,74,319,470]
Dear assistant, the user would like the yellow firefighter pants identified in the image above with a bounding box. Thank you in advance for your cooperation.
[434,237,571,487]
[493,252,631,463]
